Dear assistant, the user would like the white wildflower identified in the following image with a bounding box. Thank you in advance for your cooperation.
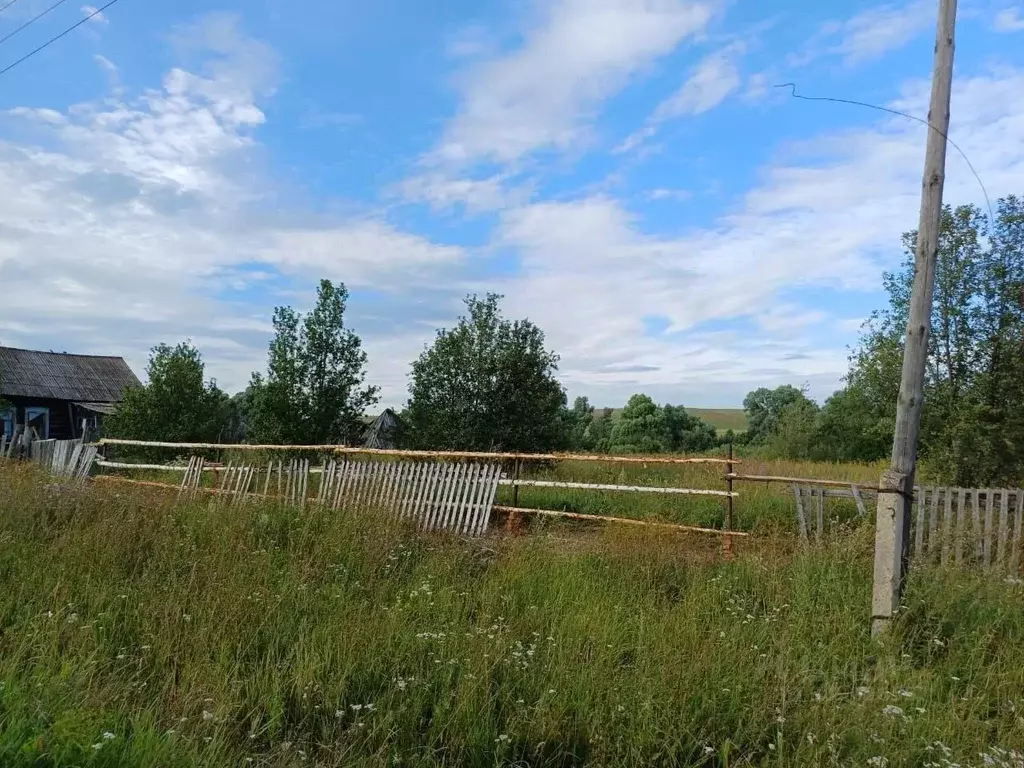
[882,705,905,718]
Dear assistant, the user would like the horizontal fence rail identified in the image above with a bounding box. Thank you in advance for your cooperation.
[492,505,748,538]
[730,473,881,493]
[501,478,736,497]
[95,438,738,465]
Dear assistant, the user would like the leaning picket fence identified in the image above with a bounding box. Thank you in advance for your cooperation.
[172,457,503,537]
[31,439,98,482]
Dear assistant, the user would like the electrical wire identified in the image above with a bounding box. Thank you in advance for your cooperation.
[0,0,27,16]
[0,0,72,47]
[0,0,122,78]
[774,82,994,225]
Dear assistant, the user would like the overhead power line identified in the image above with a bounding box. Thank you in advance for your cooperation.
[774,82,993,225]
[0,0,122,78]
[0,0,72,47]
[0,0,27,16]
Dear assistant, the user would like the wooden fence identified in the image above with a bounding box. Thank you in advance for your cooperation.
[788,480,1023,572]
[792,483,871,542]
[171,457,503,536]
[90,440,742,543]
[909,487,1023,571]
[1,433,97,481]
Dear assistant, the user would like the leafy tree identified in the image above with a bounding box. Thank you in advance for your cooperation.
[843,198,1024,484]
[405,293,568,452]
[742,385,810,444]
[767,398,820,460]
[609,394,668,454]
[565,396,595,451]
[663,404,718,453]
[104,341,230,443]
[585,408,615,453]
[245,280,379,445]
[223,391,249,443]
[813,384,893,463]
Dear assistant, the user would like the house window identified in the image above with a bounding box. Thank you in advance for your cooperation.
[25,406,49,439]
[1,408,13,438]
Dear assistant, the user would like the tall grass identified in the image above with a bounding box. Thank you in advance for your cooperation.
[2,464,1021,767]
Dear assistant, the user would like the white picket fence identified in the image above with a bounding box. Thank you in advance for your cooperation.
[177,457,502,537]
[793,483,1023,572]
[910,487,1023,572]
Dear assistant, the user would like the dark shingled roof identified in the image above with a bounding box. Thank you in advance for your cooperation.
[0,346,141,402]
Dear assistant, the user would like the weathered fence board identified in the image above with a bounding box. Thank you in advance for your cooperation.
[792,483,868,542]
[789,483,1023,572]
[16,437,97,481]
[908,487,1023,572]
[171,457,503,537]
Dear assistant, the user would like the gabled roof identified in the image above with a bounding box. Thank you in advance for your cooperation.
[363,408,403,449]
[0,346,141,403]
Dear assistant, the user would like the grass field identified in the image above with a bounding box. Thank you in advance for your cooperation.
[1,462,1022,767]
[685,408,748,433]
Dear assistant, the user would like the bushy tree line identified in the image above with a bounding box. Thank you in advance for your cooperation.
[562,394,720,455]
[105,286,720,456]
[741,195,1024,486]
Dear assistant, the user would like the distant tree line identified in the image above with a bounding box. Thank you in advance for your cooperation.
[105,193,1024,486]
[738,195,1024,487]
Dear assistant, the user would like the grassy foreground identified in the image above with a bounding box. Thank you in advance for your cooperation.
[1,465,1022,767]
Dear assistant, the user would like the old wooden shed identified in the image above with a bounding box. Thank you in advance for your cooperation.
[0,346,141,441]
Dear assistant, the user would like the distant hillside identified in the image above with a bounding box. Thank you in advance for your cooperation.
[685,408,748,433]
[600,406,748,434]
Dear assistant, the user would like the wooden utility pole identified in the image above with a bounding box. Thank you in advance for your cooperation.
[871,0,957,637]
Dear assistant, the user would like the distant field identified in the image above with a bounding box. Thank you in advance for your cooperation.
[601,406,748,433]
[685,408,748,432]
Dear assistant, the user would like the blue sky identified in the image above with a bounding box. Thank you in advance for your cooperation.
[0,0,1023,409]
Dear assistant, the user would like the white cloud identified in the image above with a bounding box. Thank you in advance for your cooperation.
[396,172,529,213]
[0,14,464,397]
[793,1,933,67]
[483,67,1024,405]
[617,42,743,153]
[994,7,1024,31]
[81,4,108,23]
[93,54,117,73]
[647,187,692,201]
[432,0,715,167]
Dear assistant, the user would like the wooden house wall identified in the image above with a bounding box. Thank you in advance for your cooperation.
[4,397,79,441]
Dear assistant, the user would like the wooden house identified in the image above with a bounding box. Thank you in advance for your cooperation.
[0,346,141,441]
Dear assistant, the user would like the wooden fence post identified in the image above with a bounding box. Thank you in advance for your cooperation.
[725,442,734,531]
